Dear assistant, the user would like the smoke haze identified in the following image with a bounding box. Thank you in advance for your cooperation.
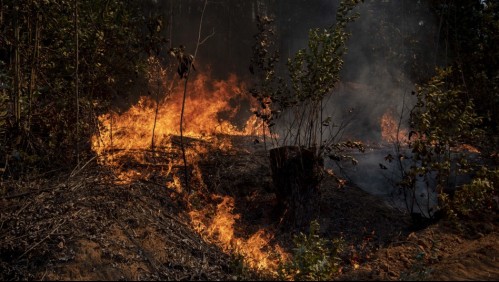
[132,0,445,212]
[147,0,438,143]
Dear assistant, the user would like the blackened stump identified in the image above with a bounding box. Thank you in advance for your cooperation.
[269,146,323,230]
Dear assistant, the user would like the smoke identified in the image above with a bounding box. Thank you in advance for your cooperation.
[136,1,442,206]
[135,1,439,141]
[244,1,436,143]
[142,1,438,136]
[258,0,439,208]
[316,1,437,142]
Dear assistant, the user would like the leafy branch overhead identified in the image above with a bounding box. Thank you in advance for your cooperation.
[287,0,361,104]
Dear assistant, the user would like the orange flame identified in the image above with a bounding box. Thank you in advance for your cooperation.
[90,57,266,181]
[92,73,262,154]
[189,195,288,273]
[455,143,480,153]
[379,111,480,154]
[380,110,408,143]
[90,57,286,274]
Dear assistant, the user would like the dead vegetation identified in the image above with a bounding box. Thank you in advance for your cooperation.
[0,162,234,280]
[1,135,498,281]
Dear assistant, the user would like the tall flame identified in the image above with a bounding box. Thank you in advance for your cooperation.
[90,57,265,181]
[90,56,286,275]
[92,73,262,155]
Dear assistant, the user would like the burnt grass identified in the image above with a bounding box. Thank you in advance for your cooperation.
[1,135,498,280]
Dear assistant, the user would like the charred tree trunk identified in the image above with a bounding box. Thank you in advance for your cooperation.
[269,146,323,230]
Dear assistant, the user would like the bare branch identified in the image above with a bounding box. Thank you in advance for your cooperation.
[180,0,210,192]
[199,28,215,46]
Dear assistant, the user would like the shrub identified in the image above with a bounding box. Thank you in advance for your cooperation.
[278,221,344,281]
[450,168,498,218]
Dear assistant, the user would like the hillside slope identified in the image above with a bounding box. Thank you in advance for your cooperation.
[1,137,497,280]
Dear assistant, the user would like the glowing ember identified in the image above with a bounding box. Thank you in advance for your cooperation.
[453,143,480,153]
[380,110,408,143]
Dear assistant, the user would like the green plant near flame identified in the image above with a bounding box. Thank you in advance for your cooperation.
[250,0,364,159]
[278,220,344,281]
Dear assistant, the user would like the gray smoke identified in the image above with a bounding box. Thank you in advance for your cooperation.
[146,1,444,211]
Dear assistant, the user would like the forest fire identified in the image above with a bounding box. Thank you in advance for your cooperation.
[90,57,286,274]
[380,110,409,144]
[90,56,264,181]
[2,0,498,280]
[91,74,261,155]
[189,195,287,273]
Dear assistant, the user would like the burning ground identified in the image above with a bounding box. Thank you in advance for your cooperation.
[1,137,497,281]
[1,70,498,281]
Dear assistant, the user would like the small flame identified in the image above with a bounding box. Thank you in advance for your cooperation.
[380,110,408,143]
[380,111,481,154]
[189,195,288,273]
[452,143,480,153]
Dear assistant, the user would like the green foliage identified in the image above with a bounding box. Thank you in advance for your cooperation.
[250,0,363,158]
[401,238,442,281]
[409,67,482,187]
[449,168,498,218]
[0,0,156,172]
[429,0,499,147]
[326,140,365,165]
[399,1,498,220]
[411,67,483,150]
[278,221,344,281]
[401,67,484,217]
[286,1,360,104]
[400,251,433,281]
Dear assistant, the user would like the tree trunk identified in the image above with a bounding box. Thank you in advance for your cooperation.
[28,11,40,130]
[269,146,323,230]
[13,6,21,126]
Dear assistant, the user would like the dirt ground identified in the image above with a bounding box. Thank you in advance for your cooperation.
[1,135,498,281]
